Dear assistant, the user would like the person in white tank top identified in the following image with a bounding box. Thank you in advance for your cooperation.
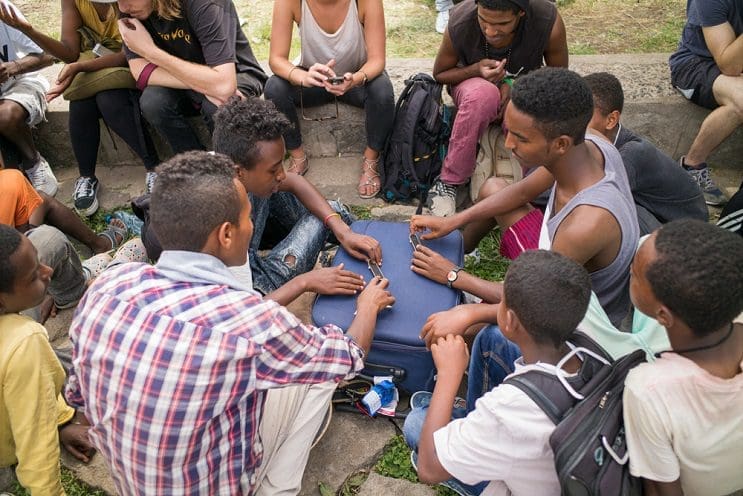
[265,0,394,199]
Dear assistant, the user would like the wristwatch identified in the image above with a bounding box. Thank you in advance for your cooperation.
[446,266,462,289]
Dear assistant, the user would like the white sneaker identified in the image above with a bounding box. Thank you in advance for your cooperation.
[427,179,457,217]
[27,156,59,197]
[435,10,450,34]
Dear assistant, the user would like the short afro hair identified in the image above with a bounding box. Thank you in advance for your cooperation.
[646,219,743,336]
[213,97,292,170]
[504,249,591,348]
[0,225,23,293]
[511,67,594,144]
[150,151,241,253]
[583,72,624,115]
[476,0,526,14]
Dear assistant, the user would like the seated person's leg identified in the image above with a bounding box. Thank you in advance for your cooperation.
[429,78,501,217]
[718,179,743,237]
[251,193,348,295]
[462,176,536,254]
[25,225,86,309]
[264,75,334,176]
[340,72,395,198]
[254,381,336,494]
[0,87,57,196]
[466,325,522,411]
[139,86,204,154]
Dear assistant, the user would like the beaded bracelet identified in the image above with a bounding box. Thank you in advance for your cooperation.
[323,212,341,228]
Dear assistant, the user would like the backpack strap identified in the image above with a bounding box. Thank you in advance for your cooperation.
[505,372,567,425]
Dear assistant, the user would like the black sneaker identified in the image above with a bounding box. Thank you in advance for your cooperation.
[73,176,100,216]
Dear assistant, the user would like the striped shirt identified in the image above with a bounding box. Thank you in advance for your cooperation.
[66,250,363,495]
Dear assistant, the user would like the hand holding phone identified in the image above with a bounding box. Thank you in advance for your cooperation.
[409,233,422,250]
[368,260,385,279]
[328,76,345,85]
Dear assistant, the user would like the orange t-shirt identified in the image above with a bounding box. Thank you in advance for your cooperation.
[0,169,43,227]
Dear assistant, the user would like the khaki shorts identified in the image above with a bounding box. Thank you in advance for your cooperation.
[0,72,49,126]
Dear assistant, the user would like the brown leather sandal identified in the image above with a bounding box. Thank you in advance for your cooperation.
[287,154,309,176]
[358,157,381,199]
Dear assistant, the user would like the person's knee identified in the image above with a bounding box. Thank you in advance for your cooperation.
[264,75,293,101]
[477,177,510,203]
[456,78,501,111]
[365,73,395,105]
[26,225,68,267]
[139,87,177,125]
[0,100,28,127]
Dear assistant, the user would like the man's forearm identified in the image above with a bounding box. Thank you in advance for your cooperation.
[346,306,378,355]
[8,53,54,76]
[434,63,480,86]
[135,47,237,101]
[717,34,743,76]
[417,371,459,484]
[264,274,309,307]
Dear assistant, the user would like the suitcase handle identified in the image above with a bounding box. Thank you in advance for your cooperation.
[361,362,407,383]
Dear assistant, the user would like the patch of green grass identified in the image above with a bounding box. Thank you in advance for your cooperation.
[638,16,685,52]
[569,42,599,55]
[374,435,458,495]
[12,466,106,496]
[349,204,373,220]
[464,230,510,282]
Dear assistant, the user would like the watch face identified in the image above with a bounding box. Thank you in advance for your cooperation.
[447,270,457,282]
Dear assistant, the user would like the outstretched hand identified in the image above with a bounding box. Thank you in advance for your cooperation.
[420,305,479,349]
[410,245,458,285]
[303,263,365,295]
[409,215,457,240]
[0,1,32,32]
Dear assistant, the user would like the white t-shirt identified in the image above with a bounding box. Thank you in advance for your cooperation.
[433,360,567,496]
[1,1,45,92]
[623,322,743,496]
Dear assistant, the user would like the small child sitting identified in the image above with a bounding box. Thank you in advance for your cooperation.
[404,249,592,495]
[0,224,94,493]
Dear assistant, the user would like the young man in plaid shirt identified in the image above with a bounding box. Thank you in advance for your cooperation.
[65,151,394,495]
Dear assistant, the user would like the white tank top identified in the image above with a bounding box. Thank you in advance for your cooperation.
[298,0,367,75]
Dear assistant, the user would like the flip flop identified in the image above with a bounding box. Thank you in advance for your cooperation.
[98,218,128,251]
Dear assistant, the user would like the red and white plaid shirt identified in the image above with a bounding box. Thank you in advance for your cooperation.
[66,251,363,495]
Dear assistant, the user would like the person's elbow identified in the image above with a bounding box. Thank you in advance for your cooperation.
[415,449,449,485]
[718,61,742,77]
[209,77,237,104]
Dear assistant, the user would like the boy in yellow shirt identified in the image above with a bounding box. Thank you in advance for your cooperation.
[0,224,94,494]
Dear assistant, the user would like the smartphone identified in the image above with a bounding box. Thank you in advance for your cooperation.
[328,76,345,85]
[409,233,421,250]
[92,43,115,58]
[368,260,384,279]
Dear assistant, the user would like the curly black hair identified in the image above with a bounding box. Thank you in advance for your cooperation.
[647,219,743,337]
[0,224,23,293]
[504,249,591,348]
[150,151,241,253]
[212,97,292,170]
[511,67,594,144]
[584,72,624,115]
[476,0,526,14]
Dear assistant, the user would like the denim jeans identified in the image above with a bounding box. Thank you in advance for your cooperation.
[26,225,86,309]
[403,399,487,496]
[466,325,522,411]
[435,0,454,11]
[249,192,353,295]
[263,72,395,151]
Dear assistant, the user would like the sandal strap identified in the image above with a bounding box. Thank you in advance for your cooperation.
[99,219,128,251]
[362,157,380,177]
[288,154,309,175]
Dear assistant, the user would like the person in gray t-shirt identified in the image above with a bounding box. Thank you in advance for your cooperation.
[584,72,708,235]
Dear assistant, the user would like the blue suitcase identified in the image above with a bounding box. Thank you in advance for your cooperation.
[312,220,463,393]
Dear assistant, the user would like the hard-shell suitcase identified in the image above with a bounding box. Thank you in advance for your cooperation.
[312,221,463,393]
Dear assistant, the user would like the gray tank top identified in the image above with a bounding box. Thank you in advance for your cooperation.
[299,0,367,76]
[539,135,640,327]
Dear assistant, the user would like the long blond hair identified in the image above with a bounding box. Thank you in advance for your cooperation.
[152,0,181,20]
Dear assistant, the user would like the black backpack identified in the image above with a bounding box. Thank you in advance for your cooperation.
[379,73,450,211]
[504,332,645,496]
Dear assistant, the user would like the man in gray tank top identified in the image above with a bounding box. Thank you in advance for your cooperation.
[409,68,639,328]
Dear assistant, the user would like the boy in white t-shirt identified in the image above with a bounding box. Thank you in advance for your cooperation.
[403,249,592,496]
[623,219,743,496]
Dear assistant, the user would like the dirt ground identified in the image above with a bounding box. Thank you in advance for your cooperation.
[14,0,686,59]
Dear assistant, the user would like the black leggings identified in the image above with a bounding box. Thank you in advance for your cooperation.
[69,88,159,177]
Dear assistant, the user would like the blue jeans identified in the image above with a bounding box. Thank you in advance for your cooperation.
[466,325,522,412]
[249,192,353,295]
[403,398,486,496]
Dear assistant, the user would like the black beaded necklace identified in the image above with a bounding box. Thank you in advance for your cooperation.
[483,37,512,71]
